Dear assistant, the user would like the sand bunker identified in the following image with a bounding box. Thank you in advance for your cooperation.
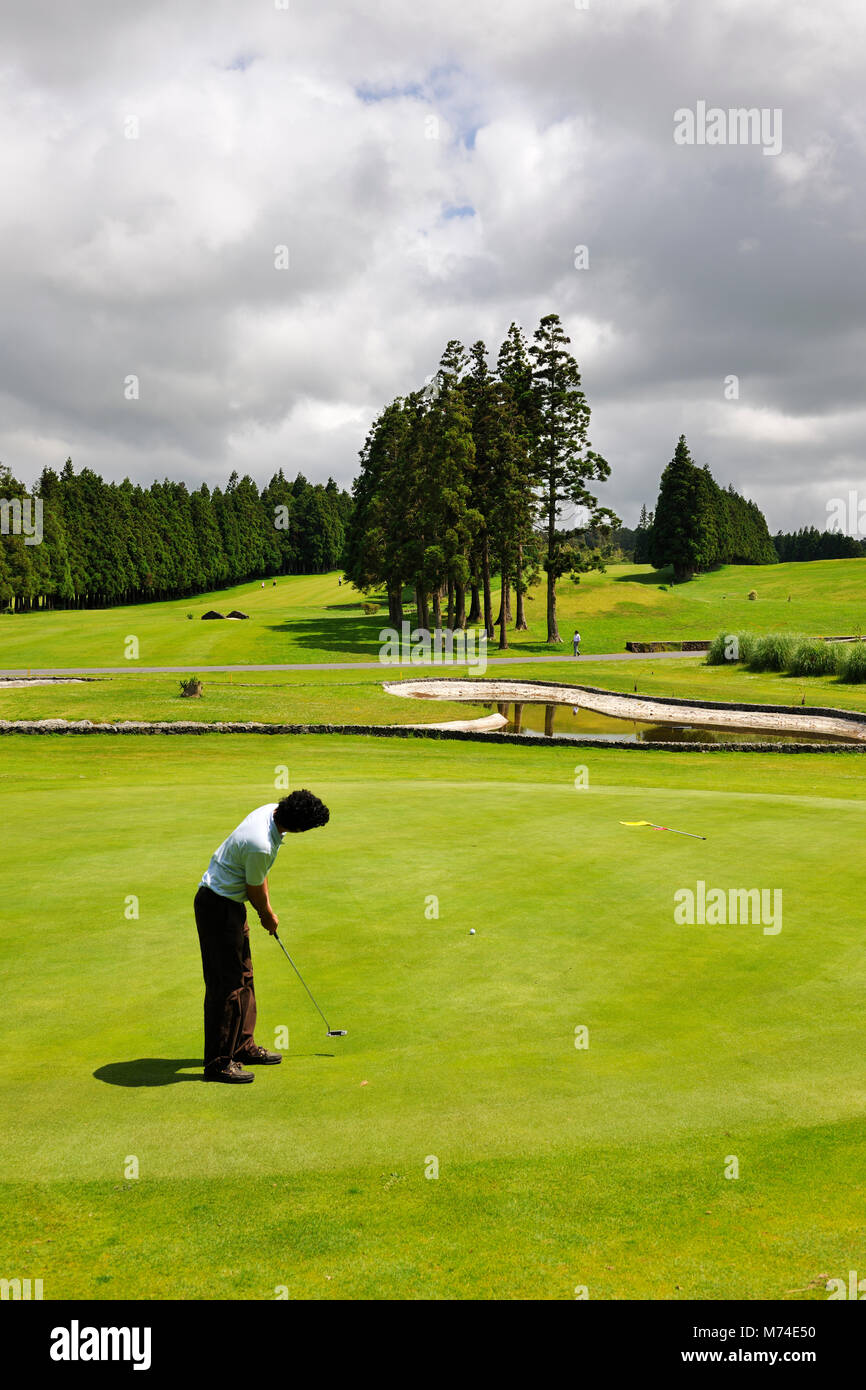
[404,712,508,733]
[0,678,86,688]
[384,678,866,743]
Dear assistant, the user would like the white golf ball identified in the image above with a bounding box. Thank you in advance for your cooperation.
[469,928,476,935]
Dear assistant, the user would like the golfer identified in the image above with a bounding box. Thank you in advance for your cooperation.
[194,790,330,1083]
[573,629,581,656]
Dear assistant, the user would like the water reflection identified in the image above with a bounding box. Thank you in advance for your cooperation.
[473,701,854,745]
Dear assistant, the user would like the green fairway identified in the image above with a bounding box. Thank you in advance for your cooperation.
[2,558,865,669]
[0,666,479,727]
[1,733,864,1299]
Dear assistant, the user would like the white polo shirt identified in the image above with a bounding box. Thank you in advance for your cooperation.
[200,804,285,903]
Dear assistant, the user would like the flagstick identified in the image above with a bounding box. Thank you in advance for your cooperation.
[651,823,706,840]
[619,820,707,841]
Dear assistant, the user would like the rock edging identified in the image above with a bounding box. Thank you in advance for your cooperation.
[0,716,863,753]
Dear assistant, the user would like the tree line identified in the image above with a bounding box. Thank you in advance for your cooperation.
[0,460,352,609]
[632,435,777,580]
[344,313,618,646]
[773,527,865,562]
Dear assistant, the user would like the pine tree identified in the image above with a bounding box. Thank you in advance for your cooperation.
[343,398,414,623]
[648,439,776,578]
[495,324,540,632]
[529,313,613,642]
[464,342,499,638]
[190,484,229,589]
[414,344,477,631]
[633,504,653,564]
[648,436,701,580]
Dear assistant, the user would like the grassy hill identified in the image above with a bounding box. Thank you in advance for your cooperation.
[1,559,864,670]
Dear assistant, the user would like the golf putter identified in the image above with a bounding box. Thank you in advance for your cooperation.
[273,933,347,1037]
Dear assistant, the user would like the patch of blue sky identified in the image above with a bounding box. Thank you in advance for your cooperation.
[354,65,483,148]
[355,82,424,104]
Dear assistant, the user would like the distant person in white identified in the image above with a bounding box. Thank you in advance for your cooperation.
[573,629,581,656]
[194,790,330,1083]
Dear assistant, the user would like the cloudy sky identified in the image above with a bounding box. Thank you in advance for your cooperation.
[2,0,864,531]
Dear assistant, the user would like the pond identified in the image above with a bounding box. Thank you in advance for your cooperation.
[467,701,858,745]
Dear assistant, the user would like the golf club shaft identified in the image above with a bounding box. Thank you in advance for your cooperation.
[273,933,331,1030]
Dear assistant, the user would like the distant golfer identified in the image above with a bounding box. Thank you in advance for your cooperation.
[573,629,581,656]
[194,790,330,1083]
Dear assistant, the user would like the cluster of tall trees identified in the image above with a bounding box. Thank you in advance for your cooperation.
[0,460,352,609]
[635,435,777,581]
[773,527,865,562]
[344,313,617,646]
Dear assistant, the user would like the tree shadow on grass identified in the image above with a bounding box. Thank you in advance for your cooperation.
[270,614,568,661]
[614,567,674,585]
[94,1058,202,1086]
[267,615,386,656]
[322,600,383,612]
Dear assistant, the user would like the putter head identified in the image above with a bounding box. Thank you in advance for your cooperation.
[327,1029,348,1037]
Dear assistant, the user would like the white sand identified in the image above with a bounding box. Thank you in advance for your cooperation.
[404,712,508,732]
[0,678,86,688]
[383,678,866,742]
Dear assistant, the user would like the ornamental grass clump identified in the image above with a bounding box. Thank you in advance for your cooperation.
[838,641,866,684]
[788,639,841,678]
[748,633,800,672]
[706,631,757,665]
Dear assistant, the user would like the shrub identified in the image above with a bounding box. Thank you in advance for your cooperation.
[748,633,799,672]
[837,641,866,684]
[788,639,841,678]
[362,602,378,615]
[748,590,757,600]
[707,631,756,665]
[179,676,203,698]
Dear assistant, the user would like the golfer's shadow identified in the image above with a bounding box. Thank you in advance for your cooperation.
[94,1054,335,1085]
[93,1058,203,1087]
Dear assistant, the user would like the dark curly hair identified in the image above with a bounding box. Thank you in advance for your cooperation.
[274,789,330,834]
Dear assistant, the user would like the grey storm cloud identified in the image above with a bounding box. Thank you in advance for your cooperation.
[1,0,865,532]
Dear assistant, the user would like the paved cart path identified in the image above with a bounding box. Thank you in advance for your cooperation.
[0,650,700,677]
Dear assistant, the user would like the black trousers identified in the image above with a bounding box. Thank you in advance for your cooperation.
[194,884,257,1072]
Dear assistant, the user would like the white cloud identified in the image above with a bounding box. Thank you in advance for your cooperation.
[0,0,864,536]
[708,405,824,447]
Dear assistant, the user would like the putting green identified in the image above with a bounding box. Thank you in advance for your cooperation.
[1,733,864,1299]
